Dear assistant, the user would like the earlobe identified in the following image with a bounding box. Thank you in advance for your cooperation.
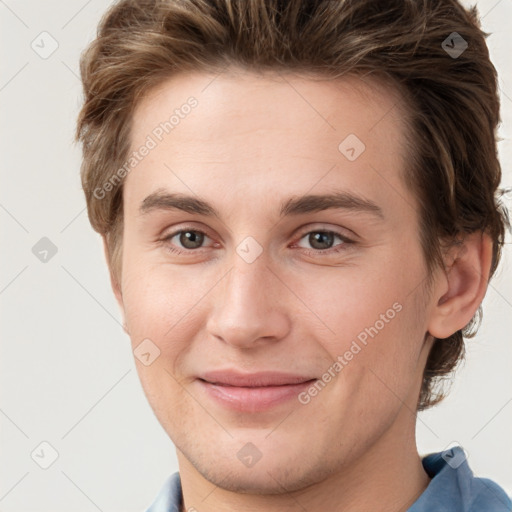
[427,232,493,339]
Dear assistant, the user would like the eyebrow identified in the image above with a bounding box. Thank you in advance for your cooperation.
[139,188,384,219]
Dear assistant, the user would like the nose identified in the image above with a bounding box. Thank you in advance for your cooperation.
[205,253,291,349]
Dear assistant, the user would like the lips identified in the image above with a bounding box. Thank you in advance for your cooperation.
[198,370,316,387]
[196,370,318,412]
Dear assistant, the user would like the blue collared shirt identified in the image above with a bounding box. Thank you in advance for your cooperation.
[145,447,511,511]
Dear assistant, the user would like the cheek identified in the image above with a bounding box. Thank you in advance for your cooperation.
[293,255,427,389]
[293,265,412,340]
[120,264,210,365]
[120,267,198,420]
[122,259,181,324]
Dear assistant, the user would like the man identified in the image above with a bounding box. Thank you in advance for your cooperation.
[75,0,511,510]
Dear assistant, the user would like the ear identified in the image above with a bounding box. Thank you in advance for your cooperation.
[427,231,493,339]
[101,236,129,334]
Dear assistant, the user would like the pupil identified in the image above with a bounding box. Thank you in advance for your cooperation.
[310,232,333,250]
[181,231,203,249]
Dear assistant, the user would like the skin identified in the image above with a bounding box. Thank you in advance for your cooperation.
[104,69,492,512]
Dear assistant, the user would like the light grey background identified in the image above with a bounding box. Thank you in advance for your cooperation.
[1,0,511,510]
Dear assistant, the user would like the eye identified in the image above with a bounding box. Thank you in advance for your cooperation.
[160,227,355,256]
[294,230,354,255]
[162,228,214,254]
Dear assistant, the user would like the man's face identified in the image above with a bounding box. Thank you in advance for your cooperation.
[116,70,435,492]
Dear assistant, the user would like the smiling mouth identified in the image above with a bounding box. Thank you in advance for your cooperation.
[196,377,318,412]
[197,370,318,387]
[199,379,316,389]
[198,378,317,387]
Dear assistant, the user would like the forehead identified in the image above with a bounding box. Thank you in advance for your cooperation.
[125,69,412,218]
[131,69,408,146]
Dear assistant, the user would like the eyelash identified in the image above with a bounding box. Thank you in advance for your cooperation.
[161,226,354,257]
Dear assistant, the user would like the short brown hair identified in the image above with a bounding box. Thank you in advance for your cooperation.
[75,0,508,410]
